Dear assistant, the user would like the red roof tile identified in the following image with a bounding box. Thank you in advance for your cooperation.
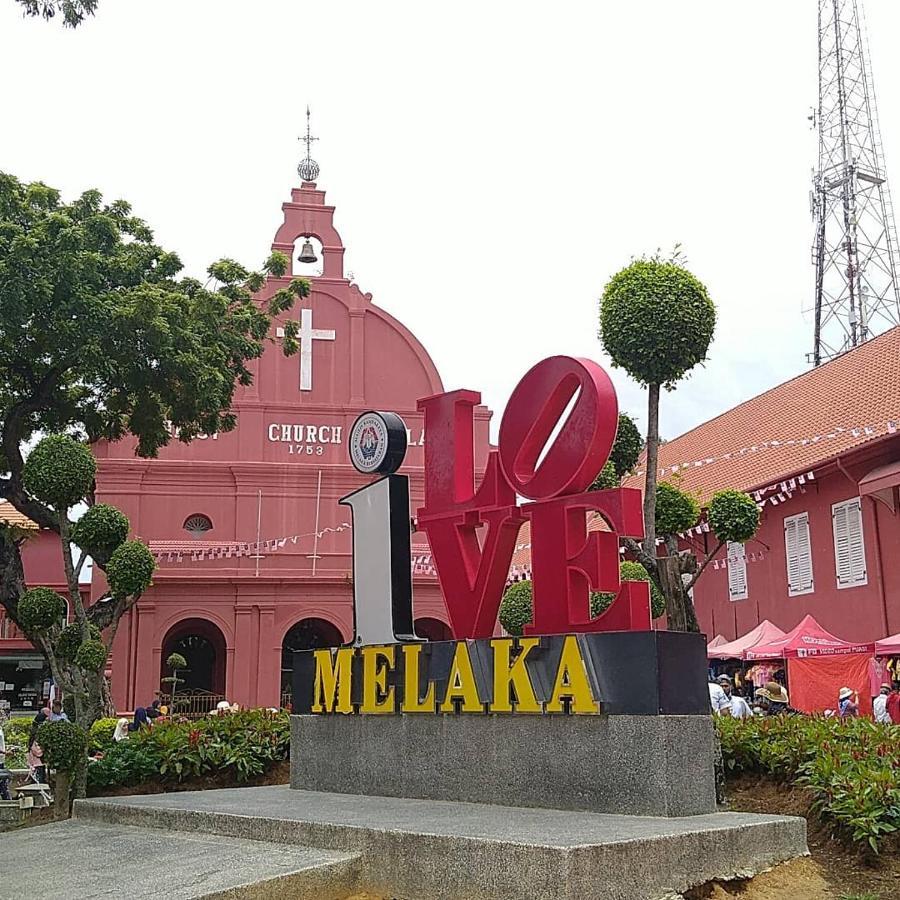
[623,326,900,504]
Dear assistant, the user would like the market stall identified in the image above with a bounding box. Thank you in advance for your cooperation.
[707,620,786,661]
[745,615,875,715]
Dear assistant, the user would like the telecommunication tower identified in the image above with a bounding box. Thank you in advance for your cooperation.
[810,0,900,365]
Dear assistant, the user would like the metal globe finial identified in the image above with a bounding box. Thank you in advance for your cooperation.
[298,105,320,183]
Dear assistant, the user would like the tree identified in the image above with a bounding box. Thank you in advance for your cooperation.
[590,413,644,491]
[161,651,187,715]
[600,251,727,631]
[14,0,97,26]
[0,173,309,799]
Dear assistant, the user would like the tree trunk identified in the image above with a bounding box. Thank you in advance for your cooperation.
[53,771,70,820]
[658,554,701,633]
[73,753,88,803]
[657,555,687,631]
[642,382,661,557]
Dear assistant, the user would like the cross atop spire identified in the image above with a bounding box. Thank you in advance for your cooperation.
[297,106,320,183]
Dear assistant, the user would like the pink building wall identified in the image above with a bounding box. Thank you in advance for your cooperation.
[692,439,900,644]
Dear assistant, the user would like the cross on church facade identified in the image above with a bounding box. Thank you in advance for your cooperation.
[298,307,335,391]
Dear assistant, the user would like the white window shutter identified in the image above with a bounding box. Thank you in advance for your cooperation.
[726,541,748,601]
[832,498,867,588]
[784,512,814,596]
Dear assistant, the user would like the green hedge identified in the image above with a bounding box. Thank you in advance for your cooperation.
[717,715,899,853]
[1,716,33,768]
[87,709,290,791]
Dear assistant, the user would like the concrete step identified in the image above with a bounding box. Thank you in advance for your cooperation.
[75,785,808,900]
[0,819,359,900]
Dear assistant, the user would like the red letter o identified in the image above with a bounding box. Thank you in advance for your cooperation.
[497,356,618,500]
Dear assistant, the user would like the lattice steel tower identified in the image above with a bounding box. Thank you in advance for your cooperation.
[810,0,900,365]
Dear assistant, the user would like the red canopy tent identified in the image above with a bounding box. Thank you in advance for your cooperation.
[707,620,786,660]
[875,632,900,655]
[707,634,727,653]
[745,615,875,660]
[745,615,875,715]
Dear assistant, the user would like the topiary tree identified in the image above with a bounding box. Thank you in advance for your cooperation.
[499,581,533,636]
[590,560,666,619]
[161,651,188,715]
[0,174,310,805]
[599,250,717,631]
[590,413,644,490]
[36,719,88,817]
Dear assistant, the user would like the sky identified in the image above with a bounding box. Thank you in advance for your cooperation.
[3,0,900,442]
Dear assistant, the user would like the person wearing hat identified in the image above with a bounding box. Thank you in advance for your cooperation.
[755,681,794,715]
[716,674,752,720]
[838,686,859,718]
[873,684,892,724]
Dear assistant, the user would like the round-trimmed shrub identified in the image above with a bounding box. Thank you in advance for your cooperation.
[708,489,760,544]
[655,481,700,536]
[106,540,155,598]
[499,581,533,636]
[166,652,187,670]
[590,460,619,491]
[70,504,129,560]
[89,717,120,753]
[56,622,102,661]
[591,561,666,619]
[22,434,96,510]
[17,587,66,631]
[600,258,716,389]
[36,720,88,773]
[610,413,643,477]
[75,638,108,672]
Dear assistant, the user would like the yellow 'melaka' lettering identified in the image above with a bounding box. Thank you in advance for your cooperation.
[489,637,542,713]
[400,643,436,713]
[311,647,354,713]
[360,645,396,714]
[546,635,598,714]
[440,641,483,713]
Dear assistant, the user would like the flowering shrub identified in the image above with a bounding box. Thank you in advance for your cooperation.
[717,715,899,853]
[87,709,290,791]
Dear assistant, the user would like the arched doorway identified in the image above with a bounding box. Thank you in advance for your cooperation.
[415,617,453,642]
[161,618,227,696]
[281,618,344,699]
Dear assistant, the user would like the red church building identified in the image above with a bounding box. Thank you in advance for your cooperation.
[92,176,491,713]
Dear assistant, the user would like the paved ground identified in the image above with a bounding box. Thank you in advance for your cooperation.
[73,786,808,900]
[78,784,797,847]
[0,819,357,900]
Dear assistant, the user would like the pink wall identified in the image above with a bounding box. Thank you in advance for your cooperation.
[92,181,491,712]
[693,441,900,644]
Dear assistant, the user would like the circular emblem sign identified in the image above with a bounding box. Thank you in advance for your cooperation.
[349,411,408,475]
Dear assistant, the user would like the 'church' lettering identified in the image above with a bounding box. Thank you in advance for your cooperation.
[267,424,344,444]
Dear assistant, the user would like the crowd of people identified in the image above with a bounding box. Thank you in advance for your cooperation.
[708,670,900,721]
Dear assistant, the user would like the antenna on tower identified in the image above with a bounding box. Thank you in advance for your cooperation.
[809,0,900,365]
[297,106,320,183]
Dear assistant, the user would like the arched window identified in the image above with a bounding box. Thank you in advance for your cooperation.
[183,514,213,537]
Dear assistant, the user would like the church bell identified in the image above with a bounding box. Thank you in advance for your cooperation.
[297,238,318,264]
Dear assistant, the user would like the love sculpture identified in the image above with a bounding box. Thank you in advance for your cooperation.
[340,355,651,649]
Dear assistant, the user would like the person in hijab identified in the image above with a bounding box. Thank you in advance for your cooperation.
[27,708,49,784]
[112,718,130,742]
[128,707,150,732]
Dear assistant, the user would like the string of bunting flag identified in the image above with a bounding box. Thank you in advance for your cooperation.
[635,418,898,479]
[149,523,352,563]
